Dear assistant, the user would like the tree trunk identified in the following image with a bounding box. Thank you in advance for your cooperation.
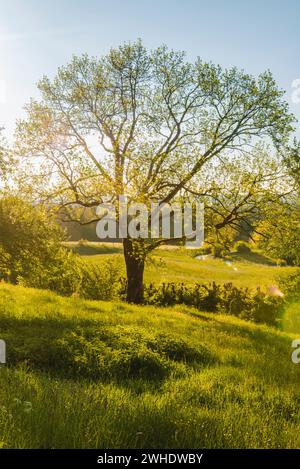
[123,238,145,304]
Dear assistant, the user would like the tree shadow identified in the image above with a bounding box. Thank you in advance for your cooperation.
[230,251,277,266]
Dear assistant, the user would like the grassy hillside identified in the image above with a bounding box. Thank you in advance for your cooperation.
[66,241,297,289]
[0,283,299,448]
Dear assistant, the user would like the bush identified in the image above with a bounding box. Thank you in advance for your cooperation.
[77,259,120,300]
[20,249,82,296]
[0,197,71,285]
[143,281,283,325]
[218,283,282,324]
[23,256,120,301]
[56,329,171,380]
[279,270,300,300]
[253,216,300,266]
[148,333,216,365]
[0,197,121,300]
[234,240,252,254]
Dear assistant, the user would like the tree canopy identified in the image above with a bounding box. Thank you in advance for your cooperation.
[15,40,297,302]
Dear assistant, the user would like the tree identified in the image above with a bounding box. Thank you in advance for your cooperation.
[0,196,68,284]
[16,41,295,303]
[197,145,296,246]
[254,199,300,265]
[252,142,300,264]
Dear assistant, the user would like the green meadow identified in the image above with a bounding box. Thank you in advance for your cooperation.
[67,241,297,288]
[1,25,300,457]
[0,246,299,448]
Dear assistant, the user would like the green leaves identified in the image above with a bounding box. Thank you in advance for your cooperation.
[0,197,67,284]
[14,41,298,299]
[16,40,296,207]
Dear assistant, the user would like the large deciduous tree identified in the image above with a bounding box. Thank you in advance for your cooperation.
[16,41,295,303]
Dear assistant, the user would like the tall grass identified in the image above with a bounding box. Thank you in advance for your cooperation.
[0,283,299,448]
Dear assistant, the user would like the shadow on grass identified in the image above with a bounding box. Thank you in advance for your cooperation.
[229,250,277,266]
[0,313,217,384]
[68,243,122,256]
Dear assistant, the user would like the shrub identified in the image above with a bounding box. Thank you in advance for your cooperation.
[0,197,121,300]
[234,240,252,254]
[0,197,65,283]
[20,249,82,296]
[254,216,300,266]
[21,328,180,380]
[218,283,282,324]
[22,256,120,301]
[77,259,120,300]
[143,281,283,325]
[279,270,300,300]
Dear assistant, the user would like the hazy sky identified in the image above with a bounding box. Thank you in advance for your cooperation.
[1,0,300,137]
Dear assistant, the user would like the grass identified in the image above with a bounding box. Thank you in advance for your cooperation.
[0,283,299,448]
[145,249,295,288]
[65,241,297,289]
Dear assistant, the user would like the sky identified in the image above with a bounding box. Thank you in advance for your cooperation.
[1,0,300,137]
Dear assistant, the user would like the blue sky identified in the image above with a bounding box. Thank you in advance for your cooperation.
[1,0,300,136]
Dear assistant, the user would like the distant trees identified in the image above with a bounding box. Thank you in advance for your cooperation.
[16,41,296,302]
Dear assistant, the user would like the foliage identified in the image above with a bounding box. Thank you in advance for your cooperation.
[0,198,120,300]
[0,197,69,285]
[253,201,300,265]
[77,258,120,300]
[141,281,283,325]
[20,249,81,296]
[16,40,296,302]
[279,269,300,300]
[21,255,120,301]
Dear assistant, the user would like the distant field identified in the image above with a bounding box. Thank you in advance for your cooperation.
[0,283,299,448]
[65,241,298,289]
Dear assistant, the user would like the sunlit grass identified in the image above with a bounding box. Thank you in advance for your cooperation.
[281,302,300,334]
[0,283,299,448]
[67,242,297,289]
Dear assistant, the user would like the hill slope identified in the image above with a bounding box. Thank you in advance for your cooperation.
[0,283,299,448]
[66,242,297,288]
